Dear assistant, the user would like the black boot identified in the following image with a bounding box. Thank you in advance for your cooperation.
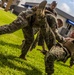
[19,54,26,60]
[47,73,52,75]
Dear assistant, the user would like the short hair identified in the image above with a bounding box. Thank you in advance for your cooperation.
[51,1,57,5]
[57,18,63,25]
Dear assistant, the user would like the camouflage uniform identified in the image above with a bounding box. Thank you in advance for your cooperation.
[37,5,57,46]
[0,9,35,59]
[32,8,69,75]
[0,1,64,60]
[0,1,48,59]
[18,1,60,59]
[30,7,58,50]
[45,39,74,75]
[30,14,64,51]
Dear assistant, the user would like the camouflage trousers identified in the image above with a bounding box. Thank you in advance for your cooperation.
[33,28,44,46]
[21,26,34,57]
[38,30,44,46]
[45,45,70,75]
[30,29,44,50]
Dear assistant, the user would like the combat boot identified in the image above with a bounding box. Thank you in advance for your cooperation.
[19,54,26,60]
[47,73,52,75]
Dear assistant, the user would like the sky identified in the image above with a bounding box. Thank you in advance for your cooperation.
[24,0,74,17]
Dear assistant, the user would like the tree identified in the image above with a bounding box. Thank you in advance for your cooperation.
[1,0,6,7]
[5,0,13,11]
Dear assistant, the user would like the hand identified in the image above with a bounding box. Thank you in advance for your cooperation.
[65,37,74,42]
[65,37,71,41]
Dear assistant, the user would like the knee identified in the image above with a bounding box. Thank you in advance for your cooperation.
[45,53,55,62]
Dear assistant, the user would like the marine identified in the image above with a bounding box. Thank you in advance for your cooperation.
[0,0,65,61]
[0,1,47,60]
[30,1,58,52]
[45,35,74,75]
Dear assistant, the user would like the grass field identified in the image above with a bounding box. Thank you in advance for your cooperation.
[0,9,74,75]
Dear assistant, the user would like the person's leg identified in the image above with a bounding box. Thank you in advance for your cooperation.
[38,30,47,53]
[45,46,56,75]
[19,0,47,53]
[41,25,56,51]
[19,26,34,60]
[29,32,39,51]
[41,43,48,55]
[38,30,44,46]
[45,46,66,75]
[34,30,47,54]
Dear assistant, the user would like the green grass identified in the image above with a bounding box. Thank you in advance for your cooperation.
[0,9,74,75]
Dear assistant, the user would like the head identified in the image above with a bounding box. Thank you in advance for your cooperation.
[57,18,63,28]
[50,1,57,9]
[69,30,74,38]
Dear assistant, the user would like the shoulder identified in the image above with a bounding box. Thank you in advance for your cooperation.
[46,14,57,22]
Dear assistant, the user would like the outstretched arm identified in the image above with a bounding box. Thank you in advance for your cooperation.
[0,17,28,35]
[0,9,34,35]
